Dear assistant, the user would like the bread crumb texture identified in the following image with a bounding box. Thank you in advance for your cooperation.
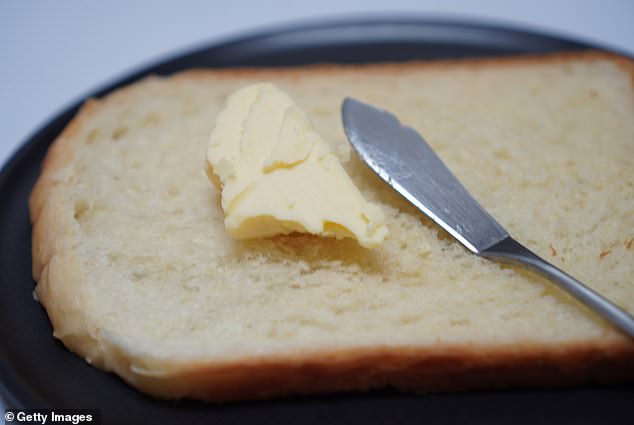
[29,53,634,399]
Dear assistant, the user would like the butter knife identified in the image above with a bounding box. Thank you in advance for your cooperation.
[342,97,634,338]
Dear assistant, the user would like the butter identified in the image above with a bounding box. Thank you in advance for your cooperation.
[206,82,388,248]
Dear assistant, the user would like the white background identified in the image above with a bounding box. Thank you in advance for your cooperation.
[1,0,633,413]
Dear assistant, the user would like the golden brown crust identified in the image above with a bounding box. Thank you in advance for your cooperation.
[29,100,98,224]
[113,341,634,401]
[29,98,104,367]
[29,100,104,281]
[171,49,634,83]
[29,50,634,402]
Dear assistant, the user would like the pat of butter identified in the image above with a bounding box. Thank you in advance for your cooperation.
[206,82,388,248]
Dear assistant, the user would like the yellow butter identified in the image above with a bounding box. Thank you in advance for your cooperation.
[206,82,388,248]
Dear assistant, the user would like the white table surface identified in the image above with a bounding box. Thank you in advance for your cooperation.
[1,0,633,413]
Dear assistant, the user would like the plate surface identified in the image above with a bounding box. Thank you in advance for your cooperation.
[1,17,632,425]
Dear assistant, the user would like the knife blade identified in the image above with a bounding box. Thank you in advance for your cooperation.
[341,97,634,338]
[341,97,507,253]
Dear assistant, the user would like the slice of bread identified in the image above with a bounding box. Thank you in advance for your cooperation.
[29,51,634,401]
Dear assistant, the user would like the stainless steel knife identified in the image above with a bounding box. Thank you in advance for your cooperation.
[342,97,634,338]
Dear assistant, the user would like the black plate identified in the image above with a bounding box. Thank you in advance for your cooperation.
[1,17,632,425]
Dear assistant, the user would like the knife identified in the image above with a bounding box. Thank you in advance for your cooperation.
[342,97,634,338]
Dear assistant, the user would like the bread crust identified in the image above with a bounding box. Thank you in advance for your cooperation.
[171,49,634,84]
[111,341,634,401]
[29,51,634,401]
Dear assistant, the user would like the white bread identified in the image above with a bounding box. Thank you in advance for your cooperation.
[29,52,634,401]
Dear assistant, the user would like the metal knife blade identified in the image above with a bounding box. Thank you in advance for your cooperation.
[342,97,507,253]
[341,97,634,338]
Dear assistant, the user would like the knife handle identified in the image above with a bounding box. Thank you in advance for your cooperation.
[481,236,634,338]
